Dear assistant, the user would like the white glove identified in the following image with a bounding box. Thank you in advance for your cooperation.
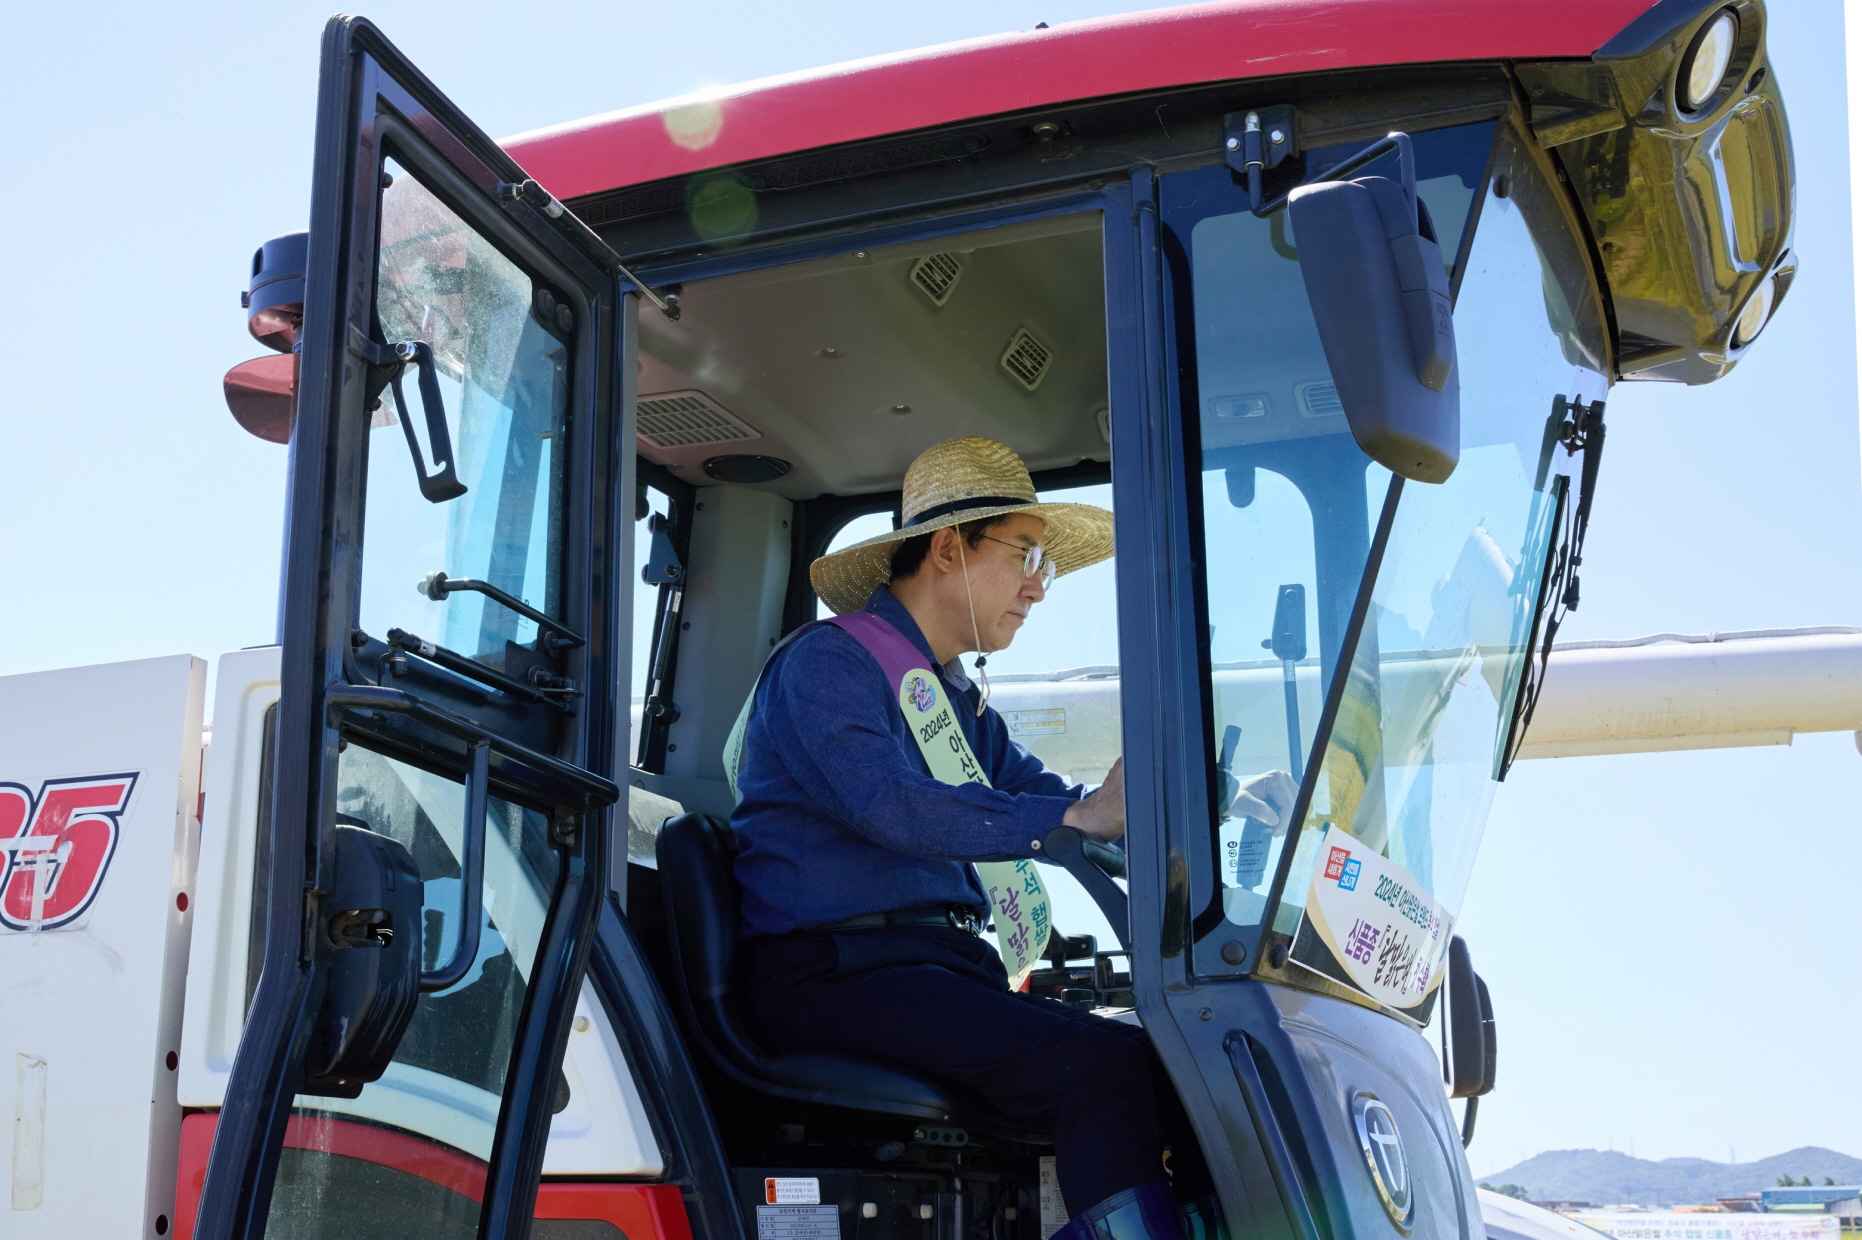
[1229,769,1298,833]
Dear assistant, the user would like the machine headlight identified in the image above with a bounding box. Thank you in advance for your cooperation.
[1732,276,1775,349]
[1681,9,1739,112]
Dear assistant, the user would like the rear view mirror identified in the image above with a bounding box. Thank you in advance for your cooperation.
[1289,148,1459,483]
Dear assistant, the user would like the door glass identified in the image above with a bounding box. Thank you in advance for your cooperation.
[265,744,563,1237]
[359,155,571,670]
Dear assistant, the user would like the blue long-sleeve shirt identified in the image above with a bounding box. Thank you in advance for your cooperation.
[729,587,1087,937]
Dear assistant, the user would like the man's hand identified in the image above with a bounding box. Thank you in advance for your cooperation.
[1230,769,1298,833]
[1063,756,1126,841]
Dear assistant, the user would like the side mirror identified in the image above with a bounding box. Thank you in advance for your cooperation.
[1442,935,1497,1147]
[301,823,425,1097]
[1443,936,1487,1099]
[224,231,308,445]
[1289,155,1459,483]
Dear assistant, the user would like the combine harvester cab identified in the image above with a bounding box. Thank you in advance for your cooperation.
[2,2,1816,1238]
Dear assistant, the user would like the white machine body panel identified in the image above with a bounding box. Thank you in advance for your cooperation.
[178,647,662,1177]
[0,654,206,1237]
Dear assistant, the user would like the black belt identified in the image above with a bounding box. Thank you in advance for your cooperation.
[824,905,986,935]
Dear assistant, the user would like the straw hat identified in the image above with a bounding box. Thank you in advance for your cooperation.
[810,436,1114,616]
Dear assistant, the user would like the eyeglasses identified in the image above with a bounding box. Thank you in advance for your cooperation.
[976,533,1057,589]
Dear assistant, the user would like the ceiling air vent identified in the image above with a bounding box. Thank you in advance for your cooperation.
[636,390,761,450]
[909,252,964,306]
[1297,380,1345,419]
[999,327,1054,393]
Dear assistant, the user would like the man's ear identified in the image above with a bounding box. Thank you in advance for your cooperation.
[927,526,963,576]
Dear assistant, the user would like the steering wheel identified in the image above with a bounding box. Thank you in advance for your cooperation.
[1040,825,1129,951]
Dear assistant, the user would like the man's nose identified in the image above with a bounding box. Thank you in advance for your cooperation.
[1021,575,1047,605]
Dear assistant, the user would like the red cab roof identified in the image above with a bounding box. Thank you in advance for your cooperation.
[503,0,1656,201]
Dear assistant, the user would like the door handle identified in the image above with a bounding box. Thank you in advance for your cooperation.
[349,325,467,503]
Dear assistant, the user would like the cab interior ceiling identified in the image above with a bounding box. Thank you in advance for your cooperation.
[633,214,1111,500]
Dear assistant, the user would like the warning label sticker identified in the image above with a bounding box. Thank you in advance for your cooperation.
[1005,707,1068,738]
[757,1205,840,1240]
[765,1178,822,1205]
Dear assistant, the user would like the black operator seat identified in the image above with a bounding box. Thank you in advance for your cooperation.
[655,812,962,1121]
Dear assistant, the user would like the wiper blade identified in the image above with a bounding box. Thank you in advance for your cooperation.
[417,570,585,652]
[1499,396,1605,777]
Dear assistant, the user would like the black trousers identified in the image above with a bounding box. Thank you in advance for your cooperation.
[741,925,1180,1214]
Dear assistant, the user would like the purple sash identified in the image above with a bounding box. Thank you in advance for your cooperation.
[827,611,933,690]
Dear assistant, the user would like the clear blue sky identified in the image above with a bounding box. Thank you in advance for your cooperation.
[1,0,1856,1179]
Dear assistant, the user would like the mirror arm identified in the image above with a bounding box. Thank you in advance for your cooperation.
[1223,105,1299,210]
[1254,130,1417,218]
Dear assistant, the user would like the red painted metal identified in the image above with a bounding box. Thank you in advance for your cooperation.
[171,1111,690,1238]
[503,0,1657,201]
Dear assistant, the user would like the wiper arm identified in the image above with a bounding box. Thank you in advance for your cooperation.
[417,570,585,652]
[1498,396,1606,776]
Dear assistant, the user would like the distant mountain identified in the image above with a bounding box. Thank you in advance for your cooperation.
[1476,1147,1862,1206]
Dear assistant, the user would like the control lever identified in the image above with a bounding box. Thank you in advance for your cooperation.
[1220,724,1272,888]
[1043,933,1099,965]
[1235,584,1310,888]
[1265,583,1308,775]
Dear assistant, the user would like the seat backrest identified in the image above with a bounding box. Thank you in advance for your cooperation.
[654,812,764,1078]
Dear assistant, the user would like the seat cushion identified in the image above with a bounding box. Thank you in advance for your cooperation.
[764,1053,957,1119]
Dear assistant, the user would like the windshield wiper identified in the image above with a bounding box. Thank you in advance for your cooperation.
[417,570,585,653]
[1498,396,1606,776]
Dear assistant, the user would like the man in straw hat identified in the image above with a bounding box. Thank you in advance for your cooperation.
[727,436,1293,1239]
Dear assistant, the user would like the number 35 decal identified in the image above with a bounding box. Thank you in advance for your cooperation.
[0,773,139,931]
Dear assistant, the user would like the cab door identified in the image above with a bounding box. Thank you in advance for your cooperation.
[196,18,630,1238]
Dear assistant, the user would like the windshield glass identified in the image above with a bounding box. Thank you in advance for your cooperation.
[1245,124,1608,1019]
[1162,122,1500,982]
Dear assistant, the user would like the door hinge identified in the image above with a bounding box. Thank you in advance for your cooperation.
[497,178,681,320]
